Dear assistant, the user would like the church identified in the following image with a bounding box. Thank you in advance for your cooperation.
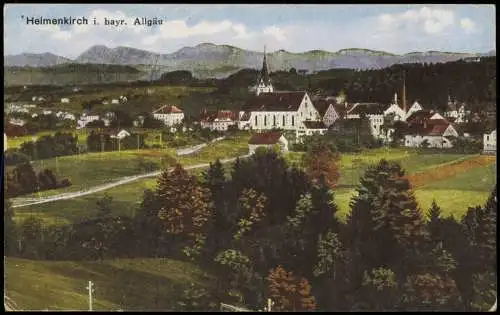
[238,49,327,140]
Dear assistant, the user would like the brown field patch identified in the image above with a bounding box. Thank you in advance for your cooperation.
[407,155,495,188]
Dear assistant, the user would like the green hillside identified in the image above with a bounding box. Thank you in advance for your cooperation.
[5,257,216,311]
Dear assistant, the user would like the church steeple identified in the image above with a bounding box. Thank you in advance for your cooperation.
[255,46,274,95]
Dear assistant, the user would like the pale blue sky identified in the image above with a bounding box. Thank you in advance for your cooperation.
[4,4,496,58]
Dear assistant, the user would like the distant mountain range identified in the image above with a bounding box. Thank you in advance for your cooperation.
[4,43,496,80]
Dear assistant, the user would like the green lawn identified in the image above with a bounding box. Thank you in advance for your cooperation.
[5,257,215,311]
[7,129,89,148]
[13,134,250,199]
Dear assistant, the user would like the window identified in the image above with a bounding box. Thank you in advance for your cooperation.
[255,116,258,125]
[292,115,295,126]
[283,115,285,126]
[273,115,276,126]
[264,115,267,126]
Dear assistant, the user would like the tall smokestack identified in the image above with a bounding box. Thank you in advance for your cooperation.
[402,70,407,113]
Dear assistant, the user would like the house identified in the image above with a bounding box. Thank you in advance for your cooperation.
[152,105,185,127]
[4,133,7,152]
[404,110,458,148]
[346,102,387,138]
[483,129,496,153]
[77,112,100,129]
[111,129,131,140]
[444,96,470,123]
[200,110,238,131]
[384,93,407,121]
[119,96,128,103]
[61,98,70,103]
[301,121,329,138]
[9,118,26,126]
[111,99,120,104]
[404,101,424,121]
[42,110,53,115]
[248,132,288,155]
[313,99,350,127]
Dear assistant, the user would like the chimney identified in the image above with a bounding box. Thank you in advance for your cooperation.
[402,71,407,113]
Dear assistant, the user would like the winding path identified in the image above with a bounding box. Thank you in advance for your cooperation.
[11,154,250,209]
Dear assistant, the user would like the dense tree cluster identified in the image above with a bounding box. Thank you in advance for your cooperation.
[4,149,497,311]
[4,163,71,198]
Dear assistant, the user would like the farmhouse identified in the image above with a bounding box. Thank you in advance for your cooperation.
[152,105,184,127]
[200,110,238,131]
[248,132,288,155]
[483,129,496,153]
[404,110,458,148]
[61,98,70,103]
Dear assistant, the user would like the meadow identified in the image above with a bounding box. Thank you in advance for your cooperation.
[4,257,215,311]
[13,147,496,226]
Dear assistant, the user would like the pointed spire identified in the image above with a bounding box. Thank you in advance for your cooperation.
[259,46,271,84]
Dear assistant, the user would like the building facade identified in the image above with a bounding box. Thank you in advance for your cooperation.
[483,129,496,153]
[152,105,185,126]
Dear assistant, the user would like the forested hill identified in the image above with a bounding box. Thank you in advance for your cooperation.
[207,56,496,113]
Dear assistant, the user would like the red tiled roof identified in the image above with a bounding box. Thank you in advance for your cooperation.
[303,120,328,129]
[248,132,283,145]
[407,119,452,136]
[243,91,306,112]
[406,110,434,124]
[200,110,237,123]
[153,105,183,114]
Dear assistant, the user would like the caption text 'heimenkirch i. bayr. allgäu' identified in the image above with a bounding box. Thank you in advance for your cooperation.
[21,16,164,27]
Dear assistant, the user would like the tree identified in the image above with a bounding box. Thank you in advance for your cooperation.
[157,164,213,258]
[426,200,443,246]
[4,199,18,256]
[402,273,462,311]
[346,159,428,301]
[301,141,340,188]
[234,189,267,241]
[19,216,44,259]
[96,193,113,217]
[267,265,316,311]
[358,267,399,311]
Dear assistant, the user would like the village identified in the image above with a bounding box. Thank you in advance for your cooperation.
[4,51,497,155]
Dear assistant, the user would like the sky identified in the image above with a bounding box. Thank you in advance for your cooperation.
[4,4,496,59]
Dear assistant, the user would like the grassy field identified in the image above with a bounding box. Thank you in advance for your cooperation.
[11,133,250,200]
[5,257,215,311]
[7,129,89,148]
[14,147,495,226]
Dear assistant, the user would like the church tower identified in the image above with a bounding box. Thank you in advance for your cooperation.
[255,46,274,96]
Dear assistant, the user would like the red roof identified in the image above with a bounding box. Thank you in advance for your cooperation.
[200,110,237,122]
[407,119,452,136]
[153,105,183,114]
[248,132,283,145]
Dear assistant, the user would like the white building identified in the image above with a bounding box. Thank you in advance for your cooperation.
[248,132,288,155]
[42,110,53,115]
[152,105,185,127]
[346,102,387,139]
[404,101,423,121]
[200,110,238,131]
[253,48,274,96]
[77,113,100,129]
[383,93,407,121]
[9,118,26,126]
[110,129,131,140]
[404,110,458,148]
[61,98,70,103]
[111,99,120,104]
[300,121,329,139]
[483,129,496,153]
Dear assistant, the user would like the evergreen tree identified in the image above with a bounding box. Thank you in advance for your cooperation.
[157,164,213,258]
[426,200,444,246]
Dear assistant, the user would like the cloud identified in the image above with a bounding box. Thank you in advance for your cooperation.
[377,6,455,34]
[3,6,494,58]
[460,18,476,34]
